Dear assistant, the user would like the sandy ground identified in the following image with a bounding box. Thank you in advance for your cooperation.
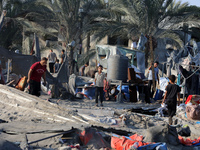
[0,84,200,150]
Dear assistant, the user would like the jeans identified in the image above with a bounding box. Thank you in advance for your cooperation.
[49,62,55,73]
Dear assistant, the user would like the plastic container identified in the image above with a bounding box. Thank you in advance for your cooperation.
[107,54,128,82]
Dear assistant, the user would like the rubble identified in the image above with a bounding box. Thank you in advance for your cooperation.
[0,84,200,150]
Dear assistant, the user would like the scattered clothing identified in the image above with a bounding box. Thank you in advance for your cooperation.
[179,136,200,146]
[185,95,200,105]
[111,133,167,150]
[186,105,200,120]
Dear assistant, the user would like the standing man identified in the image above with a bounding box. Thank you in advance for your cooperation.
[60,49,65,64]
[147,61,159,99]
[47,49,57,73]
[94,65,105,107]
[27,57,47,97]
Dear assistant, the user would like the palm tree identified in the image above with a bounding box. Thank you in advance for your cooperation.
[19,0,107,73]
[87,0,200,59]
[0,0,57,50]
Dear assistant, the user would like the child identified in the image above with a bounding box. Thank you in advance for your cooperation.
[162,75,181,125]
[54,59,60,73]
[94,65,105,107]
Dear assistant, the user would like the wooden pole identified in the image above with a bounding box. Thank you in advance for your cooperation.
[182,78,186,103]
[6,59,11,83]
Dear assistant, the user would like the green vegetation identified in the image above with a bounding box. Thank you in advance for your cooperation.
[0,0,200,53]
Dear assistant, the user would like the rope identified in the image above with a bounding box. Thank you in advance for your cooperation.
[185,68,200,80]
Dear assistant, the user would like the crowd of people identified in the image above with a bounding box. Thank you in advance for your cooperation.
[0,47,198,126]
[27,49,66,97]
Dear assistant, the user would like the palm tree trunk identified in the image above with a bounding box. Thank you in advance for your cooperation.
[87,33,90,52]
[69,46,74,75]
[149,36,156,93]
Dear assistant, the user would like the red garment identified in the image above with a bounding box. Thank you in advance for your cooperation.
[79,130,93,145]
[111,134,154,150]
[185,95,200,105]
[179,136,200,146]
[30,62,46,82]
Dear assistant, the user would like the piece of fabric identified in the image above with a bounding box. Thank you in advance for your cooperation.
[137,143,167,150]
[177,74,181,86]
[30,62,46,82]
[136,51,145,74]
[137,33,147,51]
[15,76,27,91]
[158,104,168,117]
[178,126,191,137]
[159,77,169,92]
[154,89,164,100]
[179,136,200,146]
[185,95,200,105]
[29,79,41,97]
[48,52,57,63]
[79,128,110,149]
[186,105,200,120]
[165,84,181,102]
[111,133,167,150]
[95,72,105,87]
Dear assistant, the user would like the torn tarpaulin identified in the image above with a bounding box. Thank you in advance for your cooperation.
[111,133,167,150]
[179,136,200,146]
[79,128,110,149]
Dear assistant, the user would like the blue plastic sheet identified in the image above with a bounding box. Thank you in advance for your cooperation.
[137,143,167,150]
[154,89,164,100]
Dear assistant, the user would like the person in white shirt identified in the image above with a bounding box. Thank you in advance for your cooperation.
[147,61,159,99]
[47,49,57,73]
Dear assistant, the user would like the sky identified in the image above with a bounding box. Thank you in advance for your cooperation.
[181,0,200,7]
